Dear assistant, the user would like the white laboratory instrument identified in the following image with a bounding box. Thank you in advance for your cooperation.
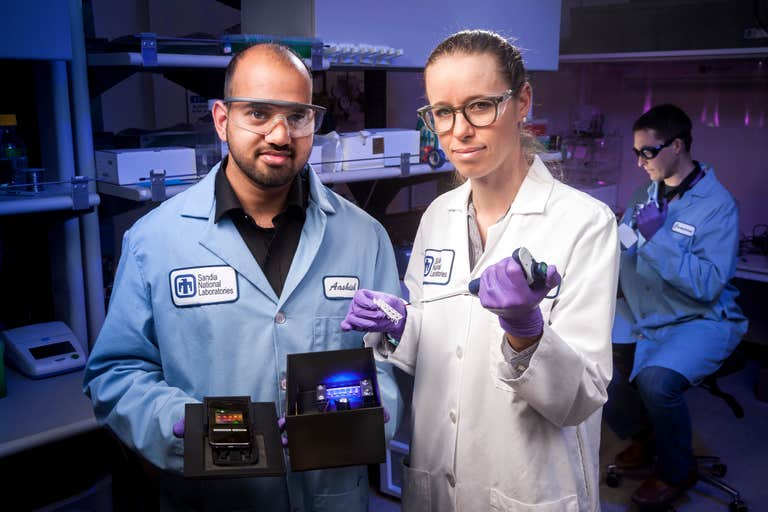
[2,321,86,379]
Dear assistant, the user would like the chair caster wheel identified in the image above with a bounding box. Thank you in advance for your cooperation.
[711,462,727,477]
[729,498,748,512]
[605,465,622,488]
[427,149,446,169]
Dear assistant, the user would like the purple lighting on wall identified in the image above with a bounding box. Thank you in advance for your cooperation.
[744,108,750,127]
[643,88,652,113]
[700,105,708,124]
[713,101,720,127]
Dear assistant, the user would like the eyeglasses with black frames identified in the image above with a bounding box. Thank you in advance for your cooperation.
[223,97,326,138]
[632,134,684,160]
[417,89,516,135]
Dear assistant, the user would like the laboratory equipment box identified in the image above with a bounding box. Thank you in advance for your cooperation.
[2,321,86,379]
[94,147,196,185]
[183,400,286,478]
[338,129,419,171]
[372,128,420,167]
[285,347,387,471]
[338,131,385,171]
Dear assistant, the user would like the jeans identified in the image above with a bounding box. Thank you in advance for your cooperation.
[604,343,694,484]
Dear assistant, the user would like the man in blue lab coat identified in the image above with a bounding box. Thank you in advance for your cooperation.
[83,43,402,511]
[604,104,748,507]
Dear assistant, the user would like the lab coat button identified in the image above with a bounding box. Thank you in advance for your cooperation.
[449,410,457,423]
[275,311,286,324]
[456,346,463,359]
[446,473,456,487]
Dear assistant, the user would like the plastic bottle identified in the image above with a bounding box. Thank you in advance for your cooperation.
[0,114,28,186]
[193,100,223,177]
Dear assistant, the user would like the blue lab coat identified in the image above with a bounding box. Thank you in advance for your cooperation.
[83,163,402,511]
[614,167,748,383]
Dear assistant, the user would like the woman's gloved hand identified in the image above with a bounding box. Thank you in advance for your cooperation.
[478,257,561,338]
[340,290,407,341]
[636,202,667,240]
[278,416,288,447]
[173,417,185,438]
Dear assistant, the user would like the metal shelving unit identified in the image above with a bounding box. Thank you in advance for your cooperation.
[95,162,455,202]
[0,0,105,457]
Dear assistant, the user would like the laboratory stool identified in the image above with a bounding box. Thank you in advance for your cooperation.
[605,349,749,512]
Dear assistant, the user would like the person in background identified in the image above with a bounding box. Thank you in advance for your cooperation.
[604,104,748,508]
[83,43,402,511]
[341,29,619,511]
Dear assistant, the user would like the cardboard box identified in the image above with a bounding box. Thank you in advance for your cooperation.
[94,147,196,185]
[285,348,386,471]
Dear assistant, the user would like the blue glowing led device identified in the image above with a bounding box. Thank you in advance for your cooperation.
[315,378,375,412]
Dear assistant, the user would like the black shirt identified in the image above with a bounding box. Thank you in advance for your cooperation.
[658,161,704,205]
[214,157,308,296]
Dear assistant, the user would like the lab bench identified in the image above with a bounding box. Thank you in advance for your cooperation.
[0,368,97,458]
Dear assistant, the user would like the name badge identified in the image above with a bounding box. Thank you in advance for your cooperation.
[672,221,696,237]
[423,249,455,285]
[323,276,359,299]
[170,266,238,307]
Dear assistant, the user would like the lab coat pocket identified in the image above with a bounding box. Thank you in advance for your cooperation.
[401,459,431,511]
[490,488,578,511]
[313,316,363,352]
[669,229,694,250]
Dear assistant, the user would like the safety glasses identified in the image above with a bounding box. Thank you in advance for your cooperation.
[632,134,682,160]
[223,97,326,138]
[417,89,516,135]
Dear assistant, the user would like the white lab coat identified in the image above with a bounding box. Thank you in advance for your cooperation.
[367,157,619,511]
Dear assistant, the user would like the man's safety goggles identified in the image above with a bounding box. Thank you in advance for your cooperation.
[632,133,684,160]
[223,98,326,138]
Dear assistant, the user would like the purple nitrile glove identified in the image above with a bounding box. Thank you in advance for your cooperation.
[173,417,185,438]
[278,416,288,447]
[478,257,562,338]
[636,202,667,241]
[340,289,407,341]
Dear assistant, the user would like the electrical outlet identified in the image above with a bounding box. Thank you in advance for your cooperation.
[744,27,768,40]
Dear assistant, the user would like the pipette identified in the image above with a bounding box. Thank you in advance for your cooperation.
[418,247,549,304]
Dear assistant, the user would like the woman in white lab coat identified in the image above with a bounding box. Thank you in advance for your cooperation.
[342,30,619,511]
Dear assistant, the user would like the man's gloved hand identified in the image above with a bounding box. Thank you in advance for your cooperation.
[340,290,407,340]
[478,257,561,338]
[173,417,185,438]
[636,202,667,241]
[278,416,288,447]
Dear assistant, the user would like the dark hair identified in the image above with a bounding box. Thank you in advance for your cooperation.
[426,29,527,94]
[223,42,311,98]
[633,104,693,152]
[425,30,546,167]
